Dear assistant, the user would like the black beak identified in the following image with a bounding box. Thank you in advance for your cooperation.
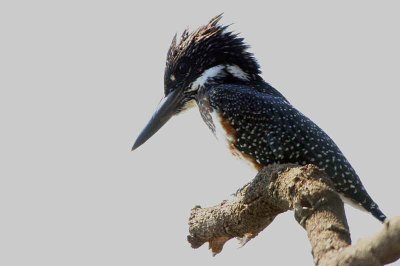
[132,89,183,151]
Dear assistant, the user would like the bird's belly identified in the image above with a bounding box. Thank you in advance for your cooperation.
[210,111,263,171]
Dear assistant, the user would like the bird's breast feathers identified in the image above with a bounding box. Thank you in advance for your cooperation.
[209,110,263,171]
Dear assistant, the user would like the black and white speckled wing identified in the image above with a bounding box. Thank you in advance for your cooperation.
[203,84,386,222]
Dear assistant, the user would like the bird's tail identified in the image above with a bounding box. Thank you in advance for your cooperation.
[367,203,387,223]
[359,193,387,222]
[340,194,387,222]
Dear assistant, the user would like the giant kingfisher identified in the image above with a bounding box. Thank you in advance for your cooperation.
[132,15,386,222]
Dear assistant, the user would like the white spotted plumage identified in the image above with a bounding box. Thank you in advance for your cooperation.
[162,14,387,222]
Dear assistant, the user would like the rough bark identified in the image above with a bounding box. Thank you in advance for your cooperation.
[187,164,400,266]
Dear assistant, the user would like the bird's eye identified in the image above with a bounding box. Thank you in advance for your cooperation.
[177,61,189,75]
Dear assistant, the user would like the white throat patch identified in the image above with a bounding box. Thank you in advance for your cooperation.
[189,65,225,91]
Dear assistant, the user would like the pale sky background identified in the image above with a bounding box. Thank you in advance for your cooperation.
[1,1,399,265]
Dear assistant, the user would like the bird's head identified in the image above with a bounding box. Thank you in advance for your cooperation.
[132,14,260,151]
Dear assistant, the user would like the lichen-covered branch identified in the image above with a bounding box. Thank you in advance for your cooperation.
[187,164,400,265]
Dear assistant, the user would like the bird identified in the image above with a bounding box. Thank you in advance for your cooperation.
[132,14,386,222]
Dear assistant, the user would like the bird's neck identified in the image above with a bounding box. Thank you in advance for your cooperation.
[191,64,255,87]
[191,64,286,99]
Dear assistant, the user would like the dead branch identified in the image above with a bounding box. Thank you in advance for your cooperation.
[187,164,400,265]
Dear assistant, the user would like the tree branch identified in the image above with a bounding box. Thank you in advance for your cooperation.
[187,164,400,265]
